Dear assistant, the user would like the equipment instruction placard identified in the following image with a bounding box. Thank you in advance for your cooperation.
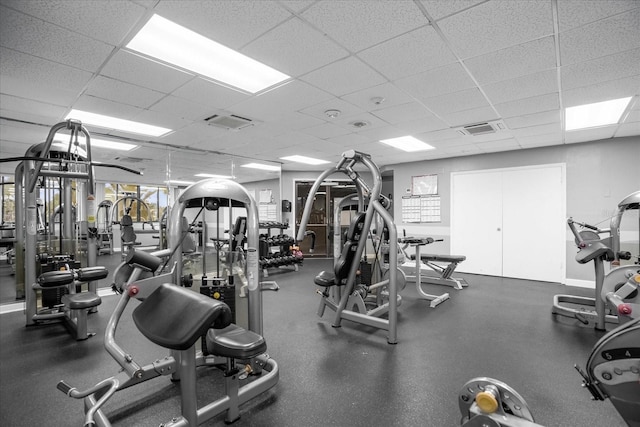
[401,195,441,223]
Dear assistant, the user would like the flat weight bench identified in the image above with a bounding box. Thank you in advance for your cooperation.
[409,253,468,290]
[35,266,107,340]
[133,283,267,425]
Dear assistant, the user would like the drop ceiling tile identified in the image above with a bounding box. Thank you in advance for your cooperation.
[0,139,33,157]
[511,123,562,138]
[0,6,114,72]
[148,96,211,122]
[340,83,415,112]
[476,137,521,152]
[562,76,640,107]
[504,110,561,130]
[100,51,194,93]
[437,1,553,59]
[279,1,316,13]
[483,69,558,105]
[333,112,390,132]
[439,106,500,128]
[72,95,145,122]
[422,88,490,116]
[300,56,386,97]
[0,94,67,119]
[464,36,556,85]
[5,0,146,45]
[271,112,326,131]
[0,108,63,130]
[395,115,450,135]
[370,102,435,125]
[154,0,292,50]
[516,132,564,148]
[299,98,365,122]
[420,0,487,21]
[86,76,166,109]
[231,80,333,121]
[358,26,457,81]
[133,109,192,133]
[323,133,372,148]
[301,0,426,52]
[394,62,477,100]
[171,77,250,111]
[272,130,323,146]
[495,93,560,119]
[561,48,640,90]
[556,0,639,33]
[560,8,640,66]
[243,17,348,77]
[301,122,351,140]
[355,124,408,142]
[0,48,92,100]
[565,126,616,144]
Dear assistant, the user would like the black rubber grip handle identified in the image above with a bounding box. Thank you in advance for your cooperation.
[57,381,72,394]
[38,271,74,287]
[77,266,109,281]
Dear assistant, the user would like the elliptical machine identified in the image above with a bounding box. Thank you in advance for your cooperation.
[553,191,640,330]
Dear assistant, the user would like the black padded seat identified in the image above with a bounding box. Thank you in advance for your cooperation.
[410,253,467,263]
[206,324,266,360]
[62,292,101,309]
[314,270,336,287]
[133,283,232,351]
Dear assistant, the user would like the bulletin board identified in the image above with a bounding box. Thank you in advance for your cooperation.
[411,174,438,196]
[401,195,441,223]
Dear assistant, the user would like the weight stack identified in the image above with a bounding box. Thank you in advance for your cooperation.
[200,277,236,355]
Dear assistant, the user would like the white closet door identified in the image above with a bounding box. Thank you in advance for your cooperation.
[501,165,565,282]
[451,164,565,282]
[451,170,503,276]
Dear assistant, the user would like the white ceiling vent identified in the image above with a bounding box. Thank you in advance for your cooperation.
[457,120,506,136]
[205,113,254,130]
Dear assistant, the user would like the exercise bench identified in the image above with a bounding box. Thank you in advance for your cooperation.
[409,252,468,290]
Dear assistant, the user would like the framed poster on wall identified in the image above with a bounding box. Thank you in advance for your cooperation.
[412,174,438,196]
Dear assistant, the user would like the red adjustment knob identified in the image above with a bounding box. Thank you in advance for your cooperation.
[128,285,140,297]
[618,304,632,316]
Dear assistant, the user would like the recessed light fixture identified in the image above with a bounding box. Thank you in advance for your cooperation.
[66,109,171,137]
[350,120,369,128]
[241,163,280,171]
[127,14,290,94]
[195,173,233,179]
[280,155,330,165]
[565,97,632,131]
[380,136,435,152]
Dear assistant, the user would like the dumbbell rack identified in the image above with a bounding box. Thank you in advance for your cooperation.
[259,222,302,277]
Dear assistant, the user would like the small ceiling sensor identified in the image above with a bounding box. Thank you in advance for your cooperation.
[350,120,369,128]
[325,109,341,118]
[371,96,385,105]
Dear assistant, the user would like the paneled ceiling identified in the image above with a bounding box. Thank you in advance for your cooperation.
[1,0,638,184]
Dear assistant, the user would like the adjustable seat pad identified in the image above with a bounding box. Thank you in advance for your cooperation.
[410,254,466,263]
[206,324,266,359]
[133,283,232,351]
[62,292,101,309]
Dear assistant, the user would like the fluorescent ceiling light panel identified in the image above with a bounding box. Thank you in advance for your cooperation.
[565,97,632,131]
[241,163,280,171]
[280,155,330,165]
[127,14,290,94]
[89,138,137,151]
[379,136,435,152]
[165,180,195,186]
[67,109,171,137]
[195,173,233,179]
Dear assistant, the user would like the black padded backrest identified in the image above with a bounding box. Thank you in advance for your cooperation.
[345,212,366,241]
[121,214,136,243]
[231,216,247,251]
[334,241,358,285]
[133,283,232,351]
[181,216,196,254]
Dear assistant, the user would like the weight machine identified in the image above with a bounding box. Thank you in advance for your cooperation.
[58,178,278,426]
[553,191,640,330]
[2,119,142,337]
[297,150,401,344]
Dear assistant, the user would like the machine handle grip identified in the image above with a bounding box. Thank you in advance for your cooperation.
[57,381,73,395]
